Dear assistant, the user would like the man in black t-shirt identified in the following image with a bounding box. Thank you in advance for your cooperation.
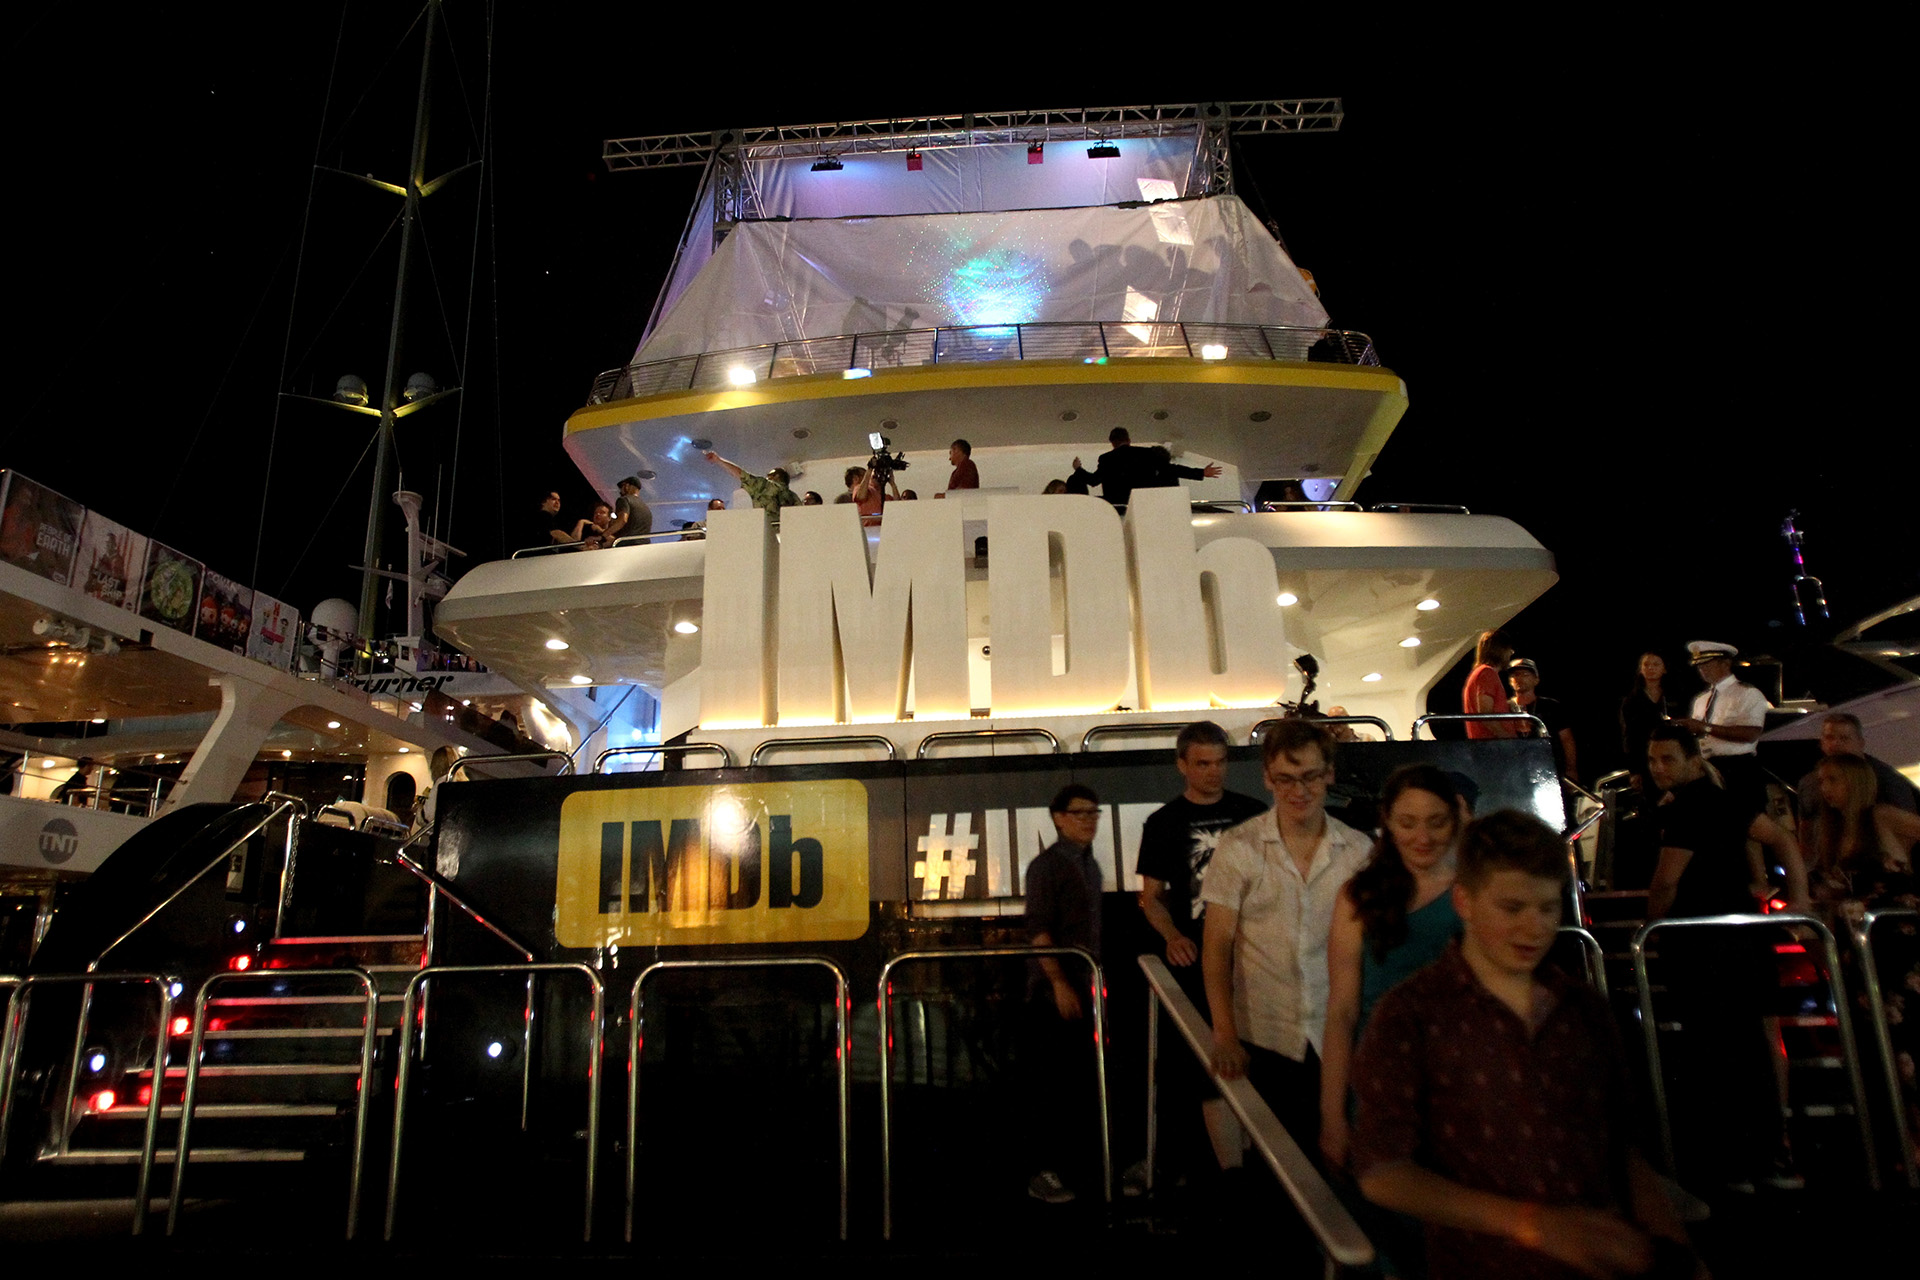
[1644,722,1810,1190]
[1507,657,1578,781]
[1134,720,1267,1181]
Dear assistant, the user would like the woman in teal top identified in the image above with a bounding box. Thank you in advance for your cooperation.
[1318,764,1465,1171]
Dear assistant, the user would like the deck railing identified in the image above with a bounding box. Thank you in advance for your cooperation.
[588,321,1380,404]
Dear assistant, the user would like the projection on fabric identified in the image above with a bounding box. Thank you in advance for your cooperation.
[938,246,1049,326]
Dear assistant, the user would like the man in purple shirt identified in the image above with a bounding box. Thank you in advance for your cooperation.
[1352,811,1697,1279]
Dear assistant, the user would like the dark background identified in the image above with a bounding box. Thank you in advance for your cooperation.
[10,8,1908,778]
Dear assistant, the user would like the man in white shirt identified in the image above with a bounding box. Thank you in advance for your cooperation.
[1201,718,1372,1153]
[1676,639,1771,817]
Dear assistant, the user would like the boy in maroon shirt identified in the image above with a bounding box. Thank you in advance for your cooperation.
[1351,812,1700,1279]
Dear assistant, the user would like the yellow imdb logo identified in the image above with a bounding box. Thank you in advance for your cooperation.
[556,780,870,947]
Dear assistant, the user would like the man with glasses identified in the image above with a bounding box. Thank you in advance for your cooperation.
[1022,784,1107,1203]
[1201,719,1370,1153]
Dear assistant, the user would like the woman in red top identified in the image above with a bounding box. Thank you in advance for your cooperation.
[1461,629,1518,739]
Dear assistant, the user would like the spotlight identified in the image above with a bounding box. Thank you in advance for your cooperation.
[673,621,700,635]
[570,675,593,685]
[1276,592,1299,607]
[545,638,570,651]
[1399,637,1422,648]
[1028,141,1044,164]
[1086,143,1119,159]
[726,366,757,386]
[1416,598,1441,611]
[810,157,843,172]
[1199,344,1228,360]
[1362,672,1383,683]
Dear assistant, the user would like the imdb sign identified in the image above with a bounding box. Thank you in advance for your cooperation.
[555,780,870,947]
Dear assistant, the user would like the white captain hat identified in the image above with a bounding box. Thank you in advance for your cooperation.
[1686,640,1739,665]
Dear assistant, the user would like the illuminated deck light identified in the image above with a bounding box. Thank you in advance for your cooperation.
[843,367,872,380]
[1199,343,1228,360]
[1276,592,1299,607]
[1416,598,1440,611]
[570,675,593,685]
[1399,636,1422,648]
[544,638,570,651]
[1362,672,1383,683]
[673,620,700,634]
[726,366,757,386]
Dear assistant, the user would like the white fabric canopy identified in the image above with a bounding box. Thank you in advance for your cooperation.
[637,194,1328,361]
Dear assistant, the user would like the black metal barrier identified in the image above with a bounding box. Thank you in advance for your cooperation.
[627,957,850,1241]
[430,739,1568,957]
[878,947,1110,1239]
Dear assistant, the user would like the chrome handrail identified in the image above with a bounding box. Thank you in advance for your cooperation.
[168,968,380,1237]
[388,848,536,962]
[589,320,1384,403]
[1409,712,1550,740]
[92,795,305,972]
[592,742,734,773]
[626,958,850,1241]
[748,735,897,767]
[1368,502,1472,514]
[1079,722,1197,752]
[1557,925,1609,1001]
[446,750,575,780]
[1138,955,1373,1269]
[1850,908,1920,1189]
[1257,500,1364,512]
[878,946,1109,1238]
[914,727,1062,758]
[0,972,173,1234]
[386,963,605,1242]
[1630,913,1878,1188]
[1250,715,1394,742]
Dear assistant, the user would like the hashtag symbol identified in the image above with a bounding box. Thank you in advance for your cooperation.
[913,813,980,899]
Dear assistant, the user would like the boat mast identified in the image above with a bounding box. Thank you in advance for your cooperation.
[358,0,439,639]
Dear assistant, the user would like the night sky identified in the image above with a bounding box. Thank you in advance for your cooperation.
[11,8,1909,774]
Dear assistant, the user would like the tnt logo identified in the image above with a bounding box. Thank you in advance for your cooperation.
[557,779,870,947]
[38,818,80,865]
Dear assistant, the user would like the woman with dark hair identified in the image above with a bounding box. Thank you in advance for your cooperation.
[1618,650,1680,786]
[1319,764,1465,1169]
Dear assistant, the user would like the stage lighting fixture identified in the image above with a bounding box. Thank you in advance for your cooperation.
[906,150,922,171]
[811,157,843,172]
[1086,143,1119,159]
[1027,142,1044,164]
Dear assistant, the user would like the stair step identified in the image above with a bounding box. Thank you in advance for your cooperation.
[209,994,404,1007]
[134,1064,364,1079]
[40,1147,306,1165]
[93,1103,342,1120]
[269,934,424,945]
[198,1027,392,1040]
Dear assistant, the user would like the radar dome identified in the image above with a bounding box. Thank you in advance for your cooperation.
[332,375,370,406]
[311,598,357,635]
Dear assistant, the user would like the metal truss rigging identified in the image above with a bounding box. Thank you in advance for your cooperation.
[603,100,1343,175]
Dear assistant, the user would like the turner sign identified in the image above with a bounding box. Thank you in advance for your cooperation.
[699,489,1288,727]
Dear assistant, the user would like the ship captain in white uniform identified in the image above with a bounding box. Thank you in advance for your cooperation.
[1675,639,1771,818]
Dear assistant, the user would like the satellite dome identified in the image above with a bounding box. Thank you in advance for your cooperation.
[332,375,370,406]
[311,597,358,636]
[403,372,438,402]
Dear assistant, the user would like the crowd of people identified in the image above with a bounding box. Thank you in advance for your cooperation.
[526,433,1233,552]
[1024,669,1917,1276]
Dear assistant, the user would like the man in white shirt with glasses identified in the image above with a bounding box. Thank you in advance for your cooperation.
[1202,718,1372,1155]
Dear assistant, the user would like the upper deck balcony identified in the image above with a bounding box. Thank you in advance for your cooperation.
[565,318,1407,509]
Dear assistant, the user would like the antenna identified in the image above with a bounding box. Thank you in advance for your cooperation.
[1780,509,1828,627]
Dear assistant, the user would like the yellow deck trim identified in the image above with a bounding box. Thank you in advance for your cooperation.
[566,359,1406,435]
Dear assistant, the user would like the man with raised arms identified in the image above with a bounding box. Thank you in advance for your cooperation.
[1200,718,1370,1151]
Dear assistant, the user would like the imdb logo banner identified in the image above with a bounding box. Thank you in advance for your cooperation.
[555,780,871,947]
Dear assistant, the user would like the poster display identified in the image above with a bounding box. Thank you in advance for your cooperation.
[197,569,254,653]
[0,470,86,585]
[138,541,204,635]
[74,511,150,611]
[248,592,300,670]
